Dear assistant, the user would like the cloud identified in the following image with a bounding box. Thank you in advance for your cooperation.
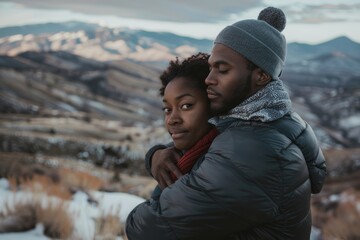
[282,3,360,24]
[1,0,262,23]
[2,0,359,30]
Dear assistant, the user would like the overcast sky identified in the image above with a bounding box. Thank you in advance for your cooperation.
[0,0,359,44]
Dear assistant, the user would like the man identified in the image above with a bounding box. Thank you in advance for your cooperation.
[126,7,326,240]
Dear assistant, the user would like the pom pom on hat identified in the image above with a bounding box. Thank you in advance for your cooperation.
[258,7,286,32]
[214,7,287,80]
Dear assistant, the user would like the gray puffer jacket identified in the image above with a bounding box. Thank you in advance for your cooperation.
[126,112,327,240]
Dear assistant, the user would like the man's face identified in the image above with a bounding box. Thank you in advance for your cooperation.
[205,44,256,116]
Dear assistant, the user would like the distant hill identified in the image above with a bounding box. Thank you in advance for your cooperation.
[284,50,360,76]
[0,51,163,124]
[287,36,360,62]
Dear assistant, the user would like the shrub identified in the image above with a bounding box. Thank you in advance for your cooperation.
[0,199,73,239]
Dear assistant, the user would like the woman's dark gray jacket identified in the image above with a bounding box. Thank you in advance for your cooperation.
[126,112,327,240]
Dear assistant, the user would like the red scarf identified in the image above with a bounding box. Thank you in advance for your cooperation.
[171,127,219,181]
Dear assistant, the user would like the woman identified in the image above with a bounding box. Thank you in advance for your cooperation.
[126,52,218,239]
[158,52,218,180]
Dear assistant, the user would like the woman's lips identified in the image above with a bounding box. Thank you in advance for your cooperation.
[170,131,187,140]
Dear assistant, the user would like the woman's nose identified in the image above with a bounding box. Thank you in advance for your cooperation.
[167,110,182,125]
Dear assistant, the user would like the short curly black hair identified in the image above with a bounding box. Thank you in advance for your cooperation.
[159,52,210,96]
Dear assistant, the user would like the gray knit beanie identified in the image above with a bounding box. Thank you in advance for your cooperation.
[214,7,287,80]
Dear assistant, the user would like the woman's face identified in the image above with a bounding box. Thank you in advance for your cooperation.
[163,77,211,150]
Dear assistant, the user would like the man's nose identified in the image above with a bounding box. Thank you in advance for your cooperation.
[205,71,216,86]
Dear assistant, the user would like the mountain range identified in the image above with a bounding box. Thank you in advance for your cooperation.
[1,21,360,66]
[0,21,212,67]
[0,21,359,149]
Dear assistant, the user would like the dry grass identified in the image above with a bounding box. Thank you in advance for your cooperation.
[322,201,360,240]
[59,167,105,191]
[0,157,60,185]
[0,199,73,239]
[8,175,72,200]
[309,148,360,239]
[312,188,360,240]
[37,201,73,239]
[6,166,106,201]
[94,209,125,240]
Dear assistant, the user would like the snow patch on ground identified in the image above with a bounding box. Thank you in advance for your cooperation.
[0,178,144,239]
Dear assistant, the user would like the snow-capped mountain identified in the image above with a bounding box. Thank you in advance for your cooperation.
[0,21,213,65]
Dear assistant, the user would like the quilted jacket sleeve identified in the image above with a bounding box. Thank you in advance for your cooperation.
[270,112,327,194]
[296,121,327,194]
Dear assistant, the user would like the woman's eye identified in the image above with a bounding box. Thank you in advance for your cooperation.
[162,107,171,113]
[181,104,193,110]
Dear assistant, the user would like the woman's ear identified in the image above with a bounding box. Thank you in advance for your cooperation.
[254,68,271,86]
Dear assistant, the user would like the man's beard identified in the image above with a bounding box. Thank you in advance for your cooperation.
[212,74,252,116]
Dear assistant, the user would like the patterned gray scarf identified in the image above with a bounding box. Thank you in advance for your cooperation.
[212,80,292,123]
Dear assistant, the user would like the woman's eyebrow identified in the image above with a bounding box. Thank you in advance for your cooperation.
[162,93,195,103]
